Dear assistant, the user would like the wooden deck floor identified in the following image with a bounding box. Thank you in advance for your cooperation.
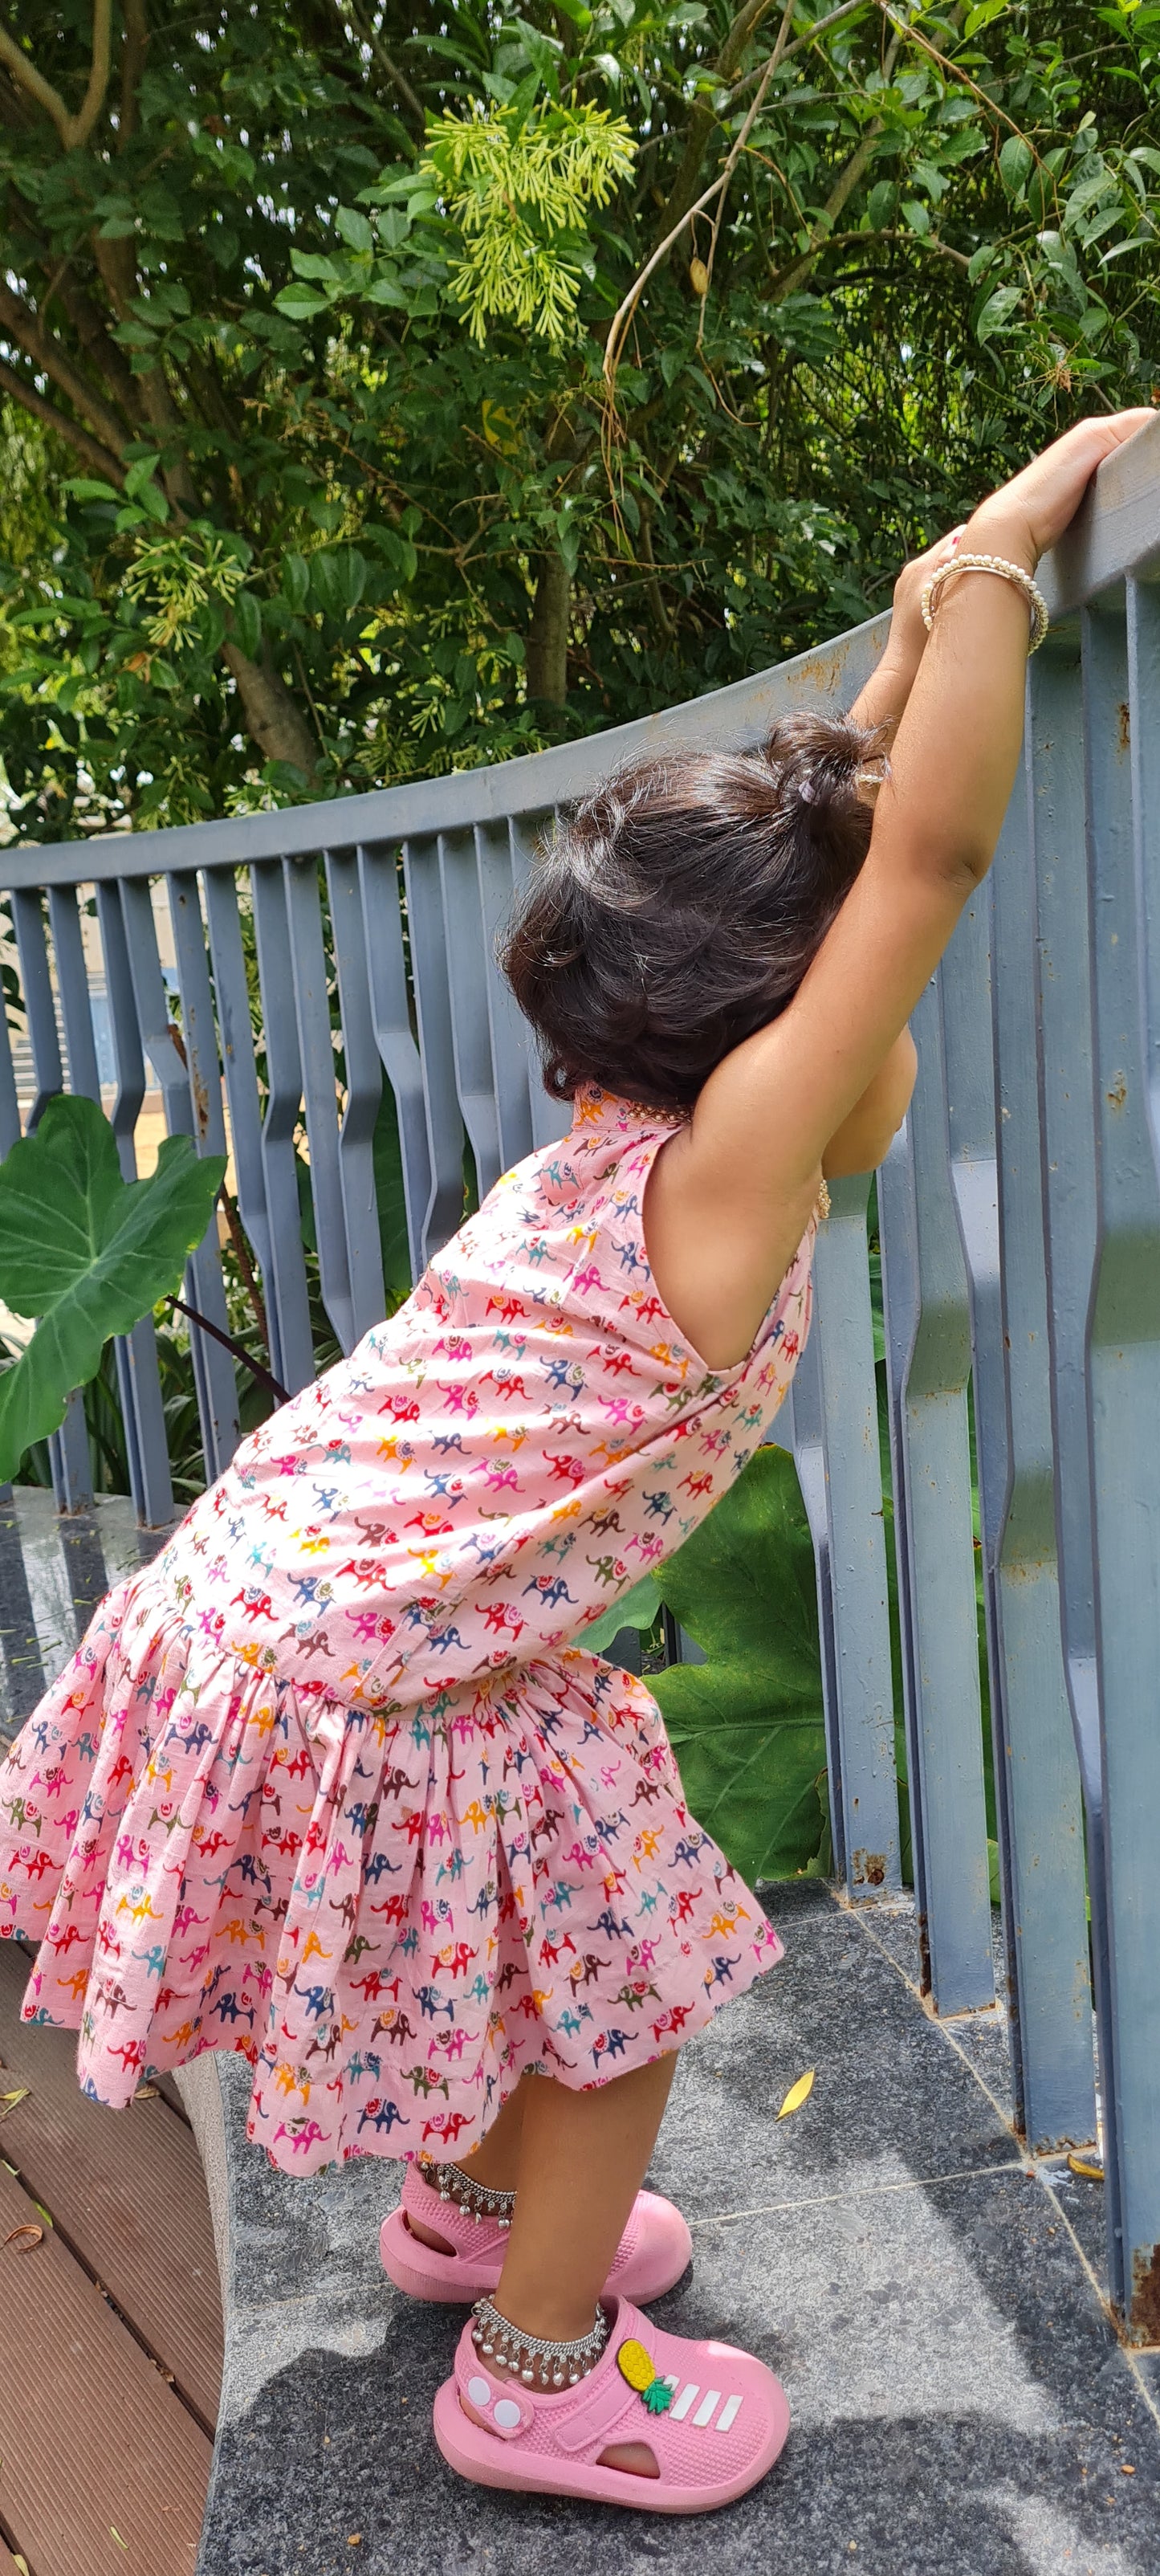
[0,1941,222,2576]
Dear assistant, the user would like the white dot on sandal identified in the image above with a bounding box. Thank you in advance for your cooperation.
[466,2376,491,2409]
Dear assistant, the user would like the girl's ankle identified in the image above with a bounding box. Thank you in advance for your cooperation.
[472,2292,609,2391]
[419,2156,516,2225]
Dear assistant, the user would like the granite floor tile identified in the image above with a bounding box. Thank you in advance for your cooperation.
[199,2164,1160,2576]
[646,1885,1016,2225]
[195,1886,1159,2576]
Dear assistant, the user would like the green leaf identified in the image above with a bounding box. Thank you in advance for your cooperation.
[135,480,170,525]
[999,136,1033,197]
[232,591,262,659]
[651,1445,830,1884]
[0,1096,225,1485]
[975,283,1023,342]
[585,1575,662,1653]
[281,551,311,612]
[61,478,122,505]
[273,283,332,319]
[336,204,374,255]
[123,452,162,499]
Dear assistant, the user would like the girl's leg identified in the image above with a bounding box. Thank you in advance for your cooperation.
[474,2055,678,2479]
[403,2072,532,2252]
[498,2055,677,2338]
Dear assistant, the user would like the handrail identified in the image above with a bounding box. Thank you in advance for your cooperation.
[2,406,1160,2336]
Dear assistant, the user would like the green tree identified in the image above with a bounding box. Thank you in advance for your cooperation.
[0,1,1156,835]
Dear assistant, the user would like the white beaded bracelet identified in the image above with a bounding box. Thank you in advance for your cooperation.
[919,551,1049,654]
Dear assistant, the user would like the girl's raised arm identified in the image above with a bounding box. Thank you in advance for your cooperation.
[645,410,1155,1371]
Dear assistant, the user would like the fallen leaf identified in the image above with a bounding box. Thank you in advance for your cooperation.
[777,2069,816,2120]
[0,2087,31,2120]
[3,2223,43,2252]
[134,2081,159,2101]
[111,2528,128,2550]
[1068,2150,1103,2182]
[14,2555,31,2575]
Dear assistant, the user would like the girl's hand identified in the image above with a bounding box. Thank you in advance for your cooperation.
[848,526,965,734]
[886,526,966,672]
[968,409,1156,566]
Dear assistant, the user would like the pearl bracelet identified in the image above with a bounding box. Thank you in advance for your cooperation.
[919,551,1049,654]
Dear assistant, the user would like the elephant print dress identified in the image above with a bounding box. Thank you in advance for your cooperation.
[0,1087,818,2175]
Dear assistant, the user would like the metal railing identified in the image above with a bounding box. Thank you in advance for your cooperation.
[2,418,1159,2338]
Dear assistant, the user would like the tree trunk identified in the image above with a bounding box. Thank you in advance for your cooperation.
[222,641,317,781]
[526,552,570,707]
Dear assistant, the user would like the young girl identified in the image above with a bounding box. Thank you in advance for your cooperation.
[0,413,1148,2517]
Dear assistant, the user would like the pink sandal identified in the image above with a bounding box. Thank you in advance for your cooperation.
[432,2295,790,2513]
[380,2163,692,2305]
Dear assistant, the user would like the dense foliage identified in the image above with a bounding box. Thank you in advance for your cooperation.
[0,0,1157,837]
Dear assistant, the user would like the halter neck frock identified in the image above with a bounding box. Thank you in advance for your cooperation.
[0,1086,818,2175]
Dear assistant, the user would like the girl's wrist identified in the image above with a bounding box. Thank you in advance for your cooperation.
[960,503,1040,574]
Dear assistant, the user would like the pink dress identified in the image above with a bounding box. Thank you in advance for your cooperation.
[0,1088,816,2175]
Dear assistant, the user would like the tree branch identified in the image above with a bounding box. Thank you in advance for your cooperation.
[330,0,425,128]
[222,639,319,779]
[770,117,889,304]
[0,279,129,457]
[70,0,112,148]
[605,5,796,389]
[47,266,142,423]
[0,26,74,144]
[767,25,902,304]
[653,0,787,246]
[0,0,112,152]
[118,0,149,149]
[727,0,880,102]
[0,357,125,482]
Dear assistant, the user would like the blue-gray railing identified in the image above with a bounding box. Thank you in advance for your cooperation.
[2,418,1159,2339]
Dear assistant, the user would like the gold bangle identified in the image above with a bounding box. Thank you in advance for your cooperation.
[919,552,1049,654]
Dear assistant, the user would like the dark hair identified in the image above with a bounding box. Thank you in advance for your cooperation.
[500,710,885,1117]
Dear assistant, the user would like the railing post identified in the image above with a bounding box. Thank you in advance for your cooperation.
[879,980,993,2011]
[792,1174,899,1896]
[1084,586,1160,2336]
[92,882,174,1529]
[9,887,92,1511]
[782,1351,847,1888]
[1030,627,1122,2280]
[120,878,239,1482]
[401,837,470,1261]
[991,719,1095,2152]
[282,853,355,1355]
[249,862,315,1396]
[326,850,389,1346]
[357,842,432,1288]
[437,828,503,1205]
[943,861,1093,2152]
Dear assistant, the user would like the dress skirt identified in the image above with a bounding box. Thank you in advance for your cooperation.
[0,1574,782,2175]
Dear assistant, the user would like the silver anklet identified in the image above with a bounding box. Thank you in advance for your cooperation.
[471,2293,609,2388]
[423,2158,515,2228]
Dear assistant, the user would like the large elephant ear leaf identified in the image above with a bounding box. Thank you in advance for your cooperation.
[652,1442,829,1885]
[0,1093,225,1483]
